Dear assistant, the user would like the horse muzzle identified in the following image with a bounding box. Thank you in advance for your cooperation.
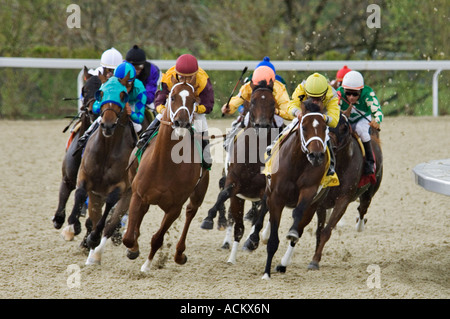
[100,122,116,137]
[307,151,325,167]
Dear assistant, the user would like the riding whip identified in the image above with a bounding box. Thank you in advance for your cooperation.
[222,66,248,117]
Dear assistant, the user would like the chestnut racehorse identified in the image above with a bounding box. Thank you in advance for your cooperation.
[53,67,101,233]
[62,74,137,265]
[307,113,383,270]
[262,101,330,279]
[122,76,210,272]
[201,79,279,264]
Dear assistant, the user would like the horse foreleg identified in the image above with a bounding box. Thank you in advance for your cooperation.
[200,183,234,230]
[123,193,148,260]
[356,190,373,232]
[53,177,75,229]
[310,199,351,270]
[142,208,180,273]
[243,196,268,251]
[62,185,87,241]
[227,196,245,264]
[262,195,283,280]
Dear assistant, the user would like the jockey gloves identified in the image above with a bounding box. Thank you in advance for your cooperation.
[305,73,328,97]
[175,54,199,77]
[342,71,364,90]
[101,47,123,69]
[252,66,275,85]
[336,65,352,81]
[114,62,137,82]
[256,56,276,74]
[126,45,147,65]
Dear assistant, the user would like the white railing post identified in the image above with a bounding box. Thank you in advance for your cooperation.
[432,69,442,117]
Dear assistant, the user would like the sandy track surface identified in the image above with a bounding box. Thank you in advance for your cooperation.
[0,117,449,299]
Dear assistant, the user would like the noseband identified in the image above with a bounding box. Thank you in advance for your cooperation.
[166,82,196,128]
[300,112,327,154]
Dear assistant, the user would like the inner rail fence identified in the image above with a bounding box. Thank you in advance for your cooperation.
[1,57,449,116]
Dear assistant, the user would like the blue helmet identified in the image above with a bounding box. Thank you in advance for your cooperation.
[114,61,136,82]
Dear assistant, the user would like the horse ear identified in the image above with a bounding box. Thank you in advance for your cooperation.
[171,75,178,86]
[120,72,130,86]
[98,69,107,83]
[188,74,197,87]
[250,81,256,91]
[83,66,91,80]
[95,90,103,102]
[120,91,129,104]
[268,78,274,89]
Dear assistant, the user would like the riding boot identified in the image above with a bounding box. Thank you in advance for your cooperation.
[75,120,99,153]
[326,139,336,176]
[362,141,375,175]
[136,117,161,149]
[202,132,212,170]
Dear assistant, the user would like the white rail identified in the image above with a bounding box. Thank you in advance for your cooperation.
[1,57,449,116]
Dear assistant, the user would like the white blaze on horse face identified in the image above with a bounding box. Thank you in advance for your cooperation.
[179,89,190,107]
[312,118,319,134]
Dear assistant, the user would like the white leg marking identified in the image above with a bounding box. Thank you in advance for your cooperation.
[227,241,239,264]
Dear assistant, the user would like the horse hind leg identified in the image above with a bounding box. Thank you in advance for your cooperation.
[356,191,373,232]
[53,178,75,229]
[227,196,245,265]
[200,183,234,230]
[62,186,87,241]
[243,196,268,251]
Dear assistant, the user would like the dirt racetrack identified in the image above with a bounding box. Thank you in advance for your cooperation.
[0,117,449,299]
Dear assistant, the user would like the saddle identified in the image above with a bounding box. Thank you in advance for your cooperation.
[65,121,82,151]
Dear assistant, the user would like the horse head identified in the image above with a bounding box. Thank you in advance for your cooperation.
[249,79,275,131]
[82,67,102,123]
[300,100,328,167]
[167,75,198,137]
[95,75,129,137]
[329,113,351,149]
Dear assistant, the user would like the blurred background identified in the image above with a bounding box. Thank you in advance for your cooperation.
[0,0,448,119]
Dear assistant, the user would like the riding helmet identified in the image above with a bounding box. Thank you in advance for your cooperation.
[100,47,123,69]
[336,65,352,81]
[256,56,276,74]
[252,66,275,85]
[304,73,329,97]
[342,71,364,90]
[114,61,137,82]
[175,54,199,76]
[125,45,146,64]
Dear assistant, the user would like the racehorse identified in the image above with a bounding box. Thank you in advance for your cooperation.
[61,73,137,264]
[122,76,210,272]
[306,113,383,270]
[201,79,279,264]
[261,100,330,279]
[52,67,101,234]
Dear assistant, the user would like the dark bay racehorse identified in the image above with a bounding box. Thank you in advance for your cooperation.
[200,80,279,264]
[122,76,210,272]
[261,101,330,279]
[307,113,383,270]
[53,67,101,234]
[61,73,137,265]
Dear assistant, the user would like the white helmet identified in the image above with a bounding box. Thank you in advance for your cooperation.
[100,47,123,69]
[342,71,364,90]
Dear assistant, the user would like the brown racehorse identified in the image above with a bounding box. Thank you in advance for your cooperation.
[62,74,137,265]
[53,67,101,233]
[201,79,279,264]
[262,100,330,279]
[122,76,210,272]
[306,113,383,270]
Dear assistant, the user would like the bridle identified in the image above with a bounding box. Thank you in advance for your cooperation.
[299,112,328,154]
[249,86,275,128]
[162,82,196,128]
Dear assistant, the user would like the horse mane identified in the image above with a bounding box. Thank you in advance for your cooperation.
[303,99,322,113]
[253,80,274,92]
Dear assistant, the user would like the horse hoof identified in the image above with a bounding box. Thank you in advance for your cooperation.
[175,254,187,265]
[141,259,152,273]
[307,261,320,270]
[52,215,65,229]
[200,218,214,230]
[261,273,271,280]
[86,233,100,249]
[355,217,367,232]
[126,249,140,260]
[221,242,230,250]
[286,230,299,242]
[243,238,259,251]
[275,264,287,273]
[61,225,75,241]
[217,217,227,231]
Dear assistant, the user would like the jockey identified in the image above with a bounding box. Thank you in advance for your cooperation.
[221,57,292,150]
[330,65,352,89]
[125,45,162,117]
[272,72,340,175]
[337,70,383,175]
[136,53,215,169]
[76,61,147,150]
